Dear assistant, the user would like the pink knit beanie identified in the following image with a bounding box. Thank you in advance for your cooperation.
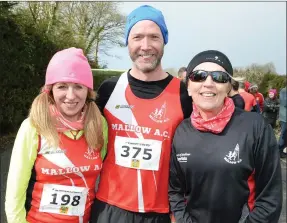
[45,47,93,89]
[269,89,277,96]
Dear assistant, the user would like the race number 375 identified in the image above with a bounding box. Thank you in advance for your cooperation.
[114,136,162,171]
[39,184,88,216]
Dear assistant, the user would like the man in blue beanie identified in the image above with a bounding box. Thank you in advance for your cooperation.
[90,5,192,223]
[124,5,169,46]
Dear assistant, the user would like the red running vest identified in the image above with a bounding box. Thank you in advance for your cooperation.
[96,73,183,213]
[26,133,102,223]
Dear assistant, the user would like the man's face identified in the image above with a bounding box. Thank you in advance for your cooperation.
[250,87,258,94]
[128,20,164,73]
[182,71,187,79]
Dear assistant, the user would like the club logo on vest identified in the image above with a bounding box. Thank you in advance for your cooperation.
[149,102,170,123]
[224,144,242,164]
[176,153,191,163]
[84,147,99,160]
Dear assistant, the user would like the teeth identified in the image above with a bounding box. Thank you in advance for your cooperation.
[141,55,153,58]
[65,102,77,107]
[201,93,215,97]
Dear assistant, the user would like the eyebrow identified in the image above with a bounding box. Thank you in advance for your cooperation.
[131,31,161,36]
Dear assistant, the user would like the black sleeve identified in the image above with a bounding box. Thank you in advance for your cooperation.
[245,123,282,222]
[180,81,193,119]
[236,96,245,110]
[251,104,260,113]
[262,99,273,112]
[232,95,245,110]
[240,100,246,110]
[275,100,280,111]
[95,76,119,114]
[169,130,193,223]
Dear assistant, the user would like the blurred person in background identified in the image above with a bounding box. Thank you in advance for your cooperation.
[238,81,259,112]
[249,84,264,113]
[244,80,250,92]
[262,89,279,129]
[178,67,187,84]
[228,79,245,109]
[278,86,287,158]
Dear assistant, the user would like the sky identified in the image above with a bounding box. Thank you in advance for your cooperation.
[100,1,286,75]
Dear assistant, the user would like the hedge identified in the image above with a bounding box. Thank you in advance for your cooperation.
[258,73,286,97]
[0,14,60,135]
[0,3,125,135]
[92,69,125,89]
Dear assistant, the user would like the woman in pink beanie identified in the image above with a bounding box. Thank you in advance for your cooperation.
[262,88,280,128]
[5,47,108,223]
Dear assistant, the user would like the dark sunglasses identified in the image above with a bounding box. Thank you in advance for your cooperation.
[188,70,231,83]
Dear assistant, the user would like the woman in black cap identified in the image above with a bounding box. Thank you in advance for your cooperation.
[168,50,282,223]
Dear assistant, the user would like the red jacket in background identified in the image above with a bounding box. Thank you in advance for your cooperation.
[253,92,264,112]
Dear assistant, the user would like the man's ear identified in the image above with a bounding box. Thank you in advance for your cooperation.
[227,84,232,95]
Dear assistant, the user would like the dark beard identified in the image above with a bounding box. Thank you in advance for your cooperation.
[130,48,164,73]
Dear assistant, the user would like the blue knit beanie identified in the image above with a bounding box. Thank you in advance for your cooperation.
[124,5,168,46]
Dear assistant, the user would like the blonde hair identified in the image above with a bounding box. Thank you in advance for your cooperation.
[29,86,103,151]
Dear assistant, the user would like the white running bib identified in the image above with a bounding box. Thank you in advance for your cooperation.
[39,184,88,216]
[114,136,162,171]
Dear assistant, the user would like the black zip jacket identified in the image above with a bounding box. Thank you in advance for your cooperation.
[230,94,245,110]
[169,108,282,223]
[262,97,279,125]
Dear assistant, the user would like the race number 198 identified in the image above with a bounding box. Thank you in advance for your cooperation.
[39,184,88,216]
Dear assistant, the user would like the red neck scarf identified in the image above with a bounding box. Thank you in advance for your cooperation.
[191,97,235,134]
[49,104,86,132]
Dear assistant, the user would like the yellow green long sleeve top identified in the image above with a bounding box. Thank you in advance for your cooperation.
[5,116,108,223]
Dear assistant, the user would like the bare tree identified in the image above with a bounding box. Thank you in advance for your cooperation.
[16,2,60,34]
[234,62,277,85]
[57,2,125,66]
[15,2,126,67]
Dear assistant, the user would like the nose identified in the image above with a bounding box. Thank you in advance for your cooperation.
[140,37,150,50]
[66,87,76,100]
[202,75,215,87]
